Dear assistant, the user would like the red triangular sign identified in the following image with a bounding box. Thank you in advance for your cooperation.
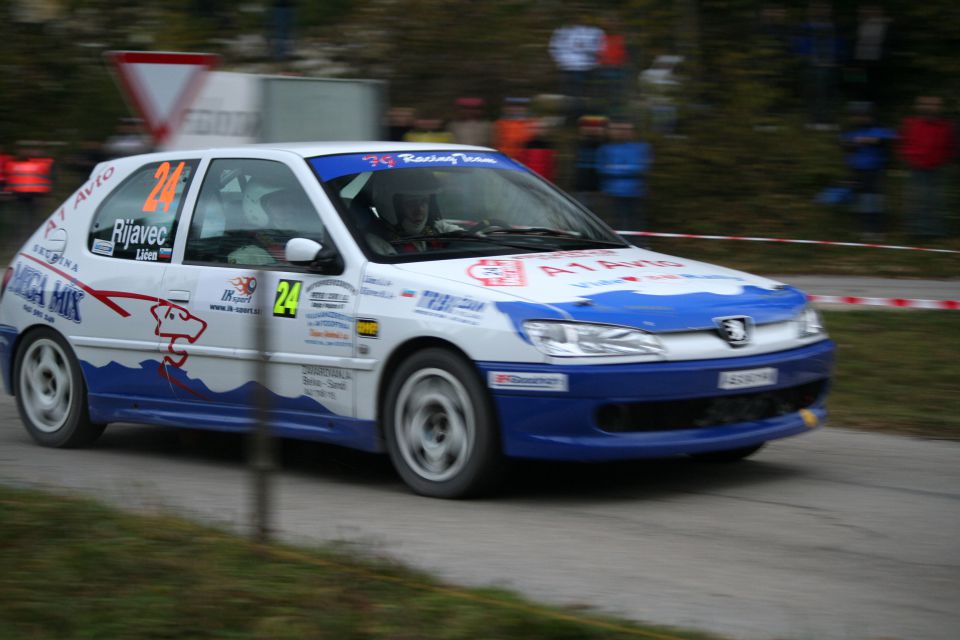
[107,51,219,144]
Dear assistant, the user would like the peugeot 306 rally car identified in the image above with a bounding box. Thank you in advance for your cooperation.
[0,143,833,498]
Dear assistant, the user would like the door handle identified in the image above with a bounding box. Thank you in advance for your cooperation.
[166,290,191,303]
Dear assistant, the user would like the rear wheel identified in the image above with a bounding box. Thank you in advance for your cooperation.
[383,348,502,498]
[14,328,103,448]
[690,443,765,463]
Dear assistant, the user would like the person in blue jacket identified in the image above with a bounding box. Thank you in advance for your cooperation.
[595,121,652,235]
[840,101,896,240]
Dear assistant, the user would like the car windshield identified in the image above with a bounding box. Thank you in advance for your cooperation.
[309,151,626,262]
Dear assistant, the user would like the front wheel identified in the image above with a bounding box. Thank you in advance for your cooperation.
[383,348,502,498]
[14,328,103,448]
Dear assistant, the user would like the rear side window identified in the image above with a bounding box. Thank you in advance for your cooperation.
[88,159,199,262]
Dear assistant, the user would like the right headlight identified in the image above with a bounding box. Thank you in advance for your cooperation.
[523,320,666,358]
[796,305,827,338]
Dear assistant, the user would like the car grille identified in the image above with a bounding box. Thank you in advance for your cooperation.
[596,380,826,433]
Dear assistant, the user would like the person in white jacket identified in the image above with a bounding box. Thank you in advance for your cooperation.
[549,17,604,119]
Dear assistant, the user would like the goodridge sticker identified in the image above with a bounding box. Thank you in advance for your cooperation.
[488,372,568,392]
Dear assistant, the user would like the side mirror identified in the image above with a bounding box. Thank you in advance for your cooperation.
[284,237,344,274]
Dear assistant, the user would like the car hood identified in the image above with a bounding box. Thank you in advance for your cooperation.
[393,246,808,333]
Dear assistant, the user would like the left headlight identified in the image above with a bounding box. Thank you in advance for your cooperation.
[523,320,666,358]
[796,305,826,338]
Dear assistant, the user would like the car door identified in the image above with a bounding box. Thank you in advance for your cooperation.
[76,156,201,412]
[159,152,364,435]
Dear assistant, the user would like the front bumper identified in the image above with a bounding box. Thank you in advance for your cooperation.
[477,339,834,461]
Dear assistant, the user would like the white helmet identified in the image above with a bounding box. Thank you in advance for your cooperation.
[241,180,283,228]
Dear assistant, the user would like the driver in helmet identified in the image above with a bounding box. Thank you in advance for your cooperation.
[366,171,460,254]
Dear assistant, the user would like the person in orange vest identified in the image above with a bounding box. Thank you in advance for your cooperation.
[493,97,536,160]
[8,144,54,220]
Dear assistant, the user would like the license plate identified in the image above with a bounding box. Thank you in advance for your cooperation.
[718,367,778,390]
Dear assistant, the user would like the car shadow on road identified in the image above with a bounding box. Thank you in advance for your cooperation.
[96,424,402,487]
[499,456,808,503]
[95,424,810,501]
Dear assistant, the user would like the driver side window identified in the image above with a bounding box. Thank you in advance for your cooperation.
[185,158,326,267]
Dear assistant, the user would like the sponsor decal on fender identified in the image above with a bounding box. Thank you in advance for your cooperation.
[488,371,568,392]
[415,290,485,325]
[356,318,379,338]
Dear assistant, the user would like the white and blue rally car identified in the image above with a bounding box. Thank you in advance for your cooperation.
[0,143,833,497]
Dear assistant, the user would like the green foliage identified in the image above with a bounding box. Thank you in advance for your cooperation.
[824,310,960,437]
[0,485,723,640]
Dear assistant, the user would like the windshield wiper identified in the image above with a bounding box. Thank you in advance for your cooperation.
[483,227,627,246]
[393,231,545,252]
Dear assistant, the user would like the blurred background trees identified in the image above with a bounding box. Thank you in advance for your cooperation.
[1,0,958,262]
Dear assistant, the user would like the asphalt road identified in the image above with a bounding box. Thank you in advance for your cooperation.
[2,394,958,640]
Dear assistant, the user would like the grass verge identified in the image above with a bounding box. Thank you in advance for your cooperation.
[824,310,960,438]
[0,484,722,640]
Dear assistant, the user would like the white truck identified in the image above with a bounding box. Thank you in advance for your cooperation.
[161,71,386,150]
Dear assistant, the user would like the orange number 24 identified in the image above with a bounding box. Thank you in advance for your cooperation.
[143,161,185,213]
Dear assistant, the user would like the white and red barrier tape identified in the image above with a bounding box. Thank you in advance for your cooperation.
[617,230,960,255]
[807,295,959,310]
[611,230,958,309]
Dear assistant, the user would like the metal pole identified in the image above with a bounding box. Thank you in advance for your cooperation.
[251,268,274,544]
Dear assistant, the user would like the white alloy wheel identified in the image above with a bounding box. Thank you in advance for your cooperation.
[19,337,73,433]
[15,328,103,448]
[393,367,475,483]
[384,348,502,498]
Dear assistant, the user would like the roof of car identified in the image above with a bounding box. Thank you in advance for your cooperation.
[88,142,503,184]
[201,141,494,158]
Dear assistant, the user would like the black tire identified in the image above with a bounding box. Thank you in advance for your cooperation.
[690,443,765,463]
[14,328,104,448]
[383,348,503,498]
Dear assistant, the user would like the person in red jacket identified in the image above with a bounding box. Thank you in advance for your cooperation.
[519,119,556,182]
[898,95,956,238]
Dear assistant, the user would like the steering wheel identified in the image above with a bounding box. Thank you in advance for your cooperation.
[470,218,512,234]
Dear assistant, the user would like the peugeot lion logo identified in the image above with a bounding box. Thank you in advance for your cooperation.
[715,316,752,347]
